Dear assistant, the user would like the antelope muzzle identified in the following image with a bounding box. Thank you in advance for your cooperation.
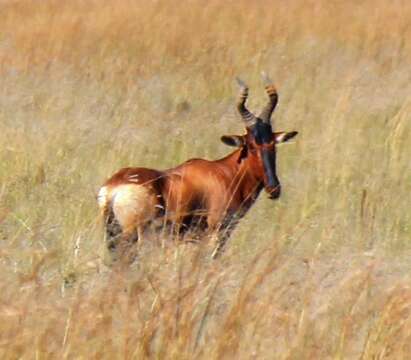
[266,184,281,199]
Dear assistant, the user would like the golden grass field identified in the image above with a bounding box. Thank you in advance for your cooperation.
[0,0,410,358]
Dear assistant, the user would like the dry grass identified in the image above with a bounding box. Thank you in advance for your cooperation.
[0,0,410,358]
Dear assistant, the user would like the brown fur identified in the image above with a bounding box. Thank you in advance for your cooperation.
[98,128,297,261]
[99,78,298,262]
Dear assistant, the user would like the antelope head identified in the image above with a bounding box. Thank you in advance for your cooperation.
[221,74,298,199]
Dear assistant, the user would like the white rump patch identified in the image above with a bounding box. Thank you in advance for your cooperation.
[111,184,157,231]
[97,186,108,209]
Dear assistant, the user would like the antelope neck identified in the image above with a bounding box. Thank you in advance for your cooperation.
[219,148,265,189]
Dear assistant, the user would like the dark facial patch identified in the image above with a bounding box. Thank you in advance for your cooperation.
[250,119,273,144]
[248,119,281,198]
[261,149,279,188]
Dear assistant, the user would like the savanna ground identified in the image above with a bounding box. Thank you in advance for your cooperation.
[0,0,410,358]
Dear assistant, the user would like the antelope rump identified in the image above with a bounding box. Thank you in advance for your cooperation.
[98,75,298,262]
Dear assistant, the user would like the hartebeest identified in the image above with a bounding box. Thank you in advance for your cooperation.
[98,75,298,262]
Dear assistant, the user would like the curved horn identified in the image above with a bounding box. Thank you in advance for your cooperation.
[236,77,256,127]
[259,72,278,124]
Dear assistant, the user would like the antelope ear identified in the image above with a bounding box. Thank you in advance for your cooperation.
[274,131,298,143]
[221,135,245,147]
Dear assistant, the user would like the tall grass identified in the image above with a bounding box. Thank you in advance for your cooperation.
[0,0,410,358]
